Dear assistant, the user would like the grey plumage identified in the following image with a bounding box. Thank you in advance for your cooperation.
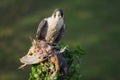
[57,53,68,75]
[36,8,66,43]
[36,20,48,40]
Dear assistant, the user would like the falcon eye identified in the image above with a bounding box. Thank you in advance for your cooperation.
[54,14,56,17]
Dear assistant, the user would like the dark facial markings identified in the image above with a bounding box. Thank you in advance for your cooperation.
[53,8,64,18]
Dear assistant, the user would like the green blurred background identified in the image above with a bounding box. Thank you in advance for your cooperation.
[0,0,120,80]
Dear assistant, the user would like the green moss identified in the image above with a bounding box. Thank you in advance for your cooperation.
[29,44,85,80]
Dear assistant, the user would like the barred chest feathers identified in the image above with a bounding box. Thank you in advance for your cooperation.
[44,17,64,42]
[46,17,64,32]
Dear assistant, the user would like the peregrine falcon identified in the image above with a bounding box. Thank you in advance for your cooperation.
[36,8,66,43]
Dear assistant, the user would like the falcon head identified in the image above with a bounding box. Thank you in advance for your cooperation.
[52,8,64,19]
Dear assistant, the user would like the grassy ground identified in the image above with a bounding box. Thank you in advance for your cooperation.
[0,0,120,80]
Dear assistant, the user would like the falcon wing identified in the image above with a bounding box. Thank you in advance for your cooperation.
[36,19,47,40]
[55,24,66,43]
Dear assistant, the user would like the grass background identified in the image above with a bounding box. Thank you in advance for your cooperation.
[0,0,120,80]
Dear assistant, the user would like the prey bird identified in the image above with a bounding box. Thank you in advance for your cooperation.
[36,8,66,43]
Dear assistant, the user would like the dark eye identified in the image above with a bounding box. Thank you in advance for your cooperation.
[54,14,56,17]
